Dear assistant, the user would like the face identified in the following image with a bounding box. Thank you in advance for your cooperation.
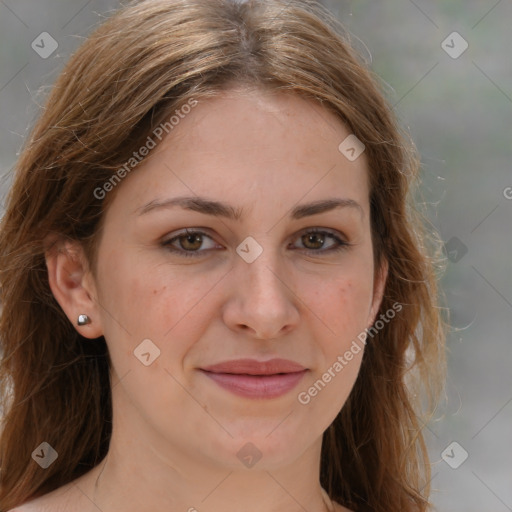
[81,87,386,471]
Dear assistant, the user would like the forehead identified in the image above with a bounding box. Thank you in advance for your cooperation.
[168,87,358,165]
[104,88,370,221]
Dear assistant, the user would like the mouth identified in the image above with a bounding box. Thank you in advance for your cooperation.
[199,358,308,399]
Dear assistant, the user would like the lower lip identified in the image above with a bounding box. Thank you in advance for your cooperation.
[200,370,308,399]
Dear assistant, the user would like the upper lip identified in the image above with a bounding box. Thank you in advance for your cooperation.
[200,358,306,375]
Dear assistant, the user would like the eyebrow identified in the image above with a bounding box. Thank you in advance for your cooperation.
[135,195,363,220]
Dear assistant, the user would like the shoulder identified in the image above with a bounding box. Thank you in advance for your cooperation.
[7,500,46,511]
[10,462,106,512]
[8,498,58,512]
[7,502,44,512]
[333,502,355,512]
[11,498,353,512]
[7,483,80,512]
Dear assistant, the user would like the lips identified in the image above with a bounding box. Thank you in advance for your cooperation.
[199,358,308,399]
[201,358,306,375]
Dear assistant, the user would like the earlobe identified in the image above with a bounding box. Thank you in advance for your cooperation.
[44,236,103,339]
[368,258,389,327]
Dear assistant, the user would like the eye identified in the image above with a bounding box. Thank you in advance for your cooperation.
[292,228,350,255]
[162,229,220,258]
[162,227,350,259]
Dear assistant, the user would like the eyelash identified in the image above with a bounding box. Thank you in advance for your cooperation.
[161,228,350,258]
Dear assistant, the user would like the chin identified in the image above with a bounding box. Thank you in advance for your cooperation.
[198,419,317,470]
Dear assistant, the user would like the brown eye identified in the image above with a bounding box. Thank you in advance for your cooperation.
[301,232,325,250]
[162,228,349,259]
[293,229,350,255]
[178,233,203,251]
[162,229,219,258]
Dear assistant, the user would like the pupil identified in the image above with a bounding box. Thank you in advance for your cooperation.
[305,233,323,249]
[183,234,201,250]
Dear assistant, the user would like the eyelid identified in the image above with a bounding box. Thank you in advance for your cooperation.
[161,228,220,251]
[161,227,351,258]
[293,227,351,252]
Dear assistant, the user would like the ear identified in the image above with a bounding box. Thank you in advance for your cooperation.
[367,258,389,327]
[44,234,104,339]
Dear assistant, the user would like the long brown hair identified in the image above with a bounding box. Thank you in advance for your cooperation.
[0,0,446,510]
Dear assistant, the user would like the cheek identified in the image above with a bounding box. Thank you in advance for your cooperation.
[96,251,219,363]
[295,274,372,420]
[301,267,375,346]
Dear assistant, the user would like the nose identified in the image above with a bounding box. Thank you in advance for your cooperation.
[222,246,300,340]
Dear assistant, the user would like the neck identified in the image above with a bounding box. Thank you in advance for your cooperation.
[74,403,333,512]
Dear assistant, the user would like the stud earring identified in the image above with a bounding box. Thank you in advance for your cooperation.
[77,314,91,326]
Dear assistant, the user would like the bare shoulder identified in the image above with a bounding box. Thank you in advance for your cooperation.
[7,483,81,512]
[333,502,354,512]
[9,462,106,512]
[11,499,352,512]
[7,497,51,512]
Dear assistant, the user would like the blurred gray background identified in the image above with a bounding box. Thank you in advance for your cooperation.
[1,1,511,510]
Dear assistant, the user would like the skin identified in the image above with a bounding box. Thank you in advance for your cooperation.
[31,86,387,512]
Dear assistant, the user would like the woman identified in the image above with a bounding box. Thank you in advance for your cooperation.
[0,0,446,511]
